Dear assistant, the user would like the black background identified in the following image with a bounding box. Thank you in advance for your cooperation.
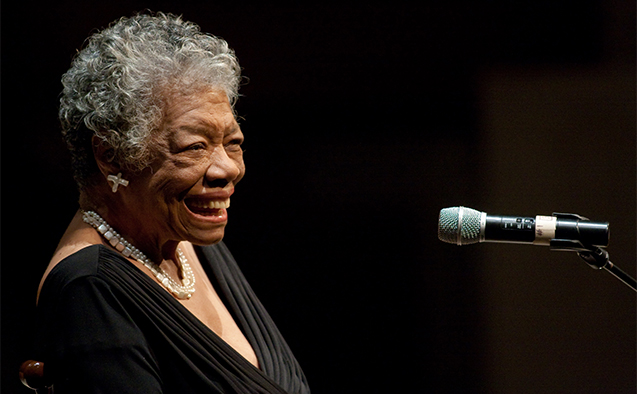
[3,1,635,393]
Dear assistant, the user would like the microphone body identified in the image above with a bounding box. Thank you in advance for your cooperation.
[438,206,609,247]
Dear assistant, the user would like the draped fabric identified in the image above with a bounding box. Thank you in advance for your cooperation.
[35,242,310,394]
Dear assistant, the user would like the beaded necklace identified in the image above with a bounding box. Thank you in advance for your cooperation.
[82,210,196,299]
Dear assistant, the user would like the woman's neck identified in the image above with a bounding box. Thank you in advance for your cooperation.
[79,190,180,265]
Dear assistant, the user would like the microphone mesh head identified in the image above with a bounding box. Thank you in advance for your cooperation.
[438,206,483,245]
[438,207,460,244]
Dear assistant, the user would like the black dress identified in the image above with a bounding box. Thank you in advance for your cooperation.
[35,242,310,393]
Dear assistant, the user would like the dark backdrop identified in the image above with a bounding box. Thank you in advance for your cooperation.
[3,2,635,393]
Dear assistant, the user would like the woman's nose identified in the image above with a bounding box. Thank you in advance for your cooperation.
[204,147,242,187]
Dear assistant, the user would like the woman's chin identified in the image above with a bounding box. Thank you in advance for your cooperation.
[184,226,227,246]
[184,220,228,244]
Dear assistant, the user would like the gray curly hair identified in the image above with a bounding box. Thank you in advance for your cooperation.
[59,12,242,190]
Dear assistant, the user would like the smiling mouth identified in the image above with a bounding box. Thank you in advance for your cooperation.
[185,198,230,216]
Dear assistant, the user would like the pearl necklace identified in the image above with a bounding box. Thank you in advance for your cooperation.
[82,210,196,299]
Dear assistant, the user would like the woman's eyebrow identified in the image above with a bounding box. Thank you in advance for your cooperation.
[225,123,241,136]
[172,121,240,138]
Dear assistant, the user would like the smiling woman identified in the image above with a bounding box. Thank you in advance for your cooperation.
[33,11,310,394]
[159,89,244,235]
[98,88,246,255]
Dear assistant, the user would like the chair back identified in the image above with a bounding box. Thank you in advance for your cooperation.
[19,360,53,394]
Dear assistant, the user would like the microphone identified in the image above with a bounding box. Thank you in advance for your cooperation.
[438,206,609,247]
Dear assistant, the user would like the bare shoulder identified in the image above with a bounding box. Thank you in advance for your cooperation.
[38,210,104,301]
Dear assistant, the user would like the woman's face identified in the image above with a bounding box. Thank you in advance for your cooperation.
[120,88,245,248]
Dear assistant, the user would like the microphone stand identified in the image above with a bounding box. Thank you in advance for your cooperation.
[550,239,637,292]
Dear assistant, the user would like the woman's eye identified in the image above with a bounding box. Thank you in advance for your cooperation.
[225,139,243,151]
[186,143,206,151]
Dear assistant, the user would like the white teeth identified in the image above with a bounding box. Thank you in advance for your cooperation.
[189,198,230,209]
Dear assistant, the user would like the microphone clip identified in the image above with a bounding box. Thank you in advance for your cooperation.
[550,239,636,292]
[548,211,610,270]
[549,239,608,270]
[551,212,590,221]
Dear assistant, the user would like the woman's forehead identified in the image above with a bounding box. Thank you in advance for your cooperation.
[163,90,236,127]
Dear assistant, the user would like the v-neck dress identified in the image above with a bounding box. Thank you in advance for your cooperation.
[35,242,310,393]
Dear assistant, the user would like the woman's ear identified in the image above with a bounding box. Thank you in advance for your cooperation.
[92,135,120,178]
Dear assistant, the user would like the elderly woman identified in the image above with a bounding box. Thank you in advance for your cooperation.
[34,12,310,394]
